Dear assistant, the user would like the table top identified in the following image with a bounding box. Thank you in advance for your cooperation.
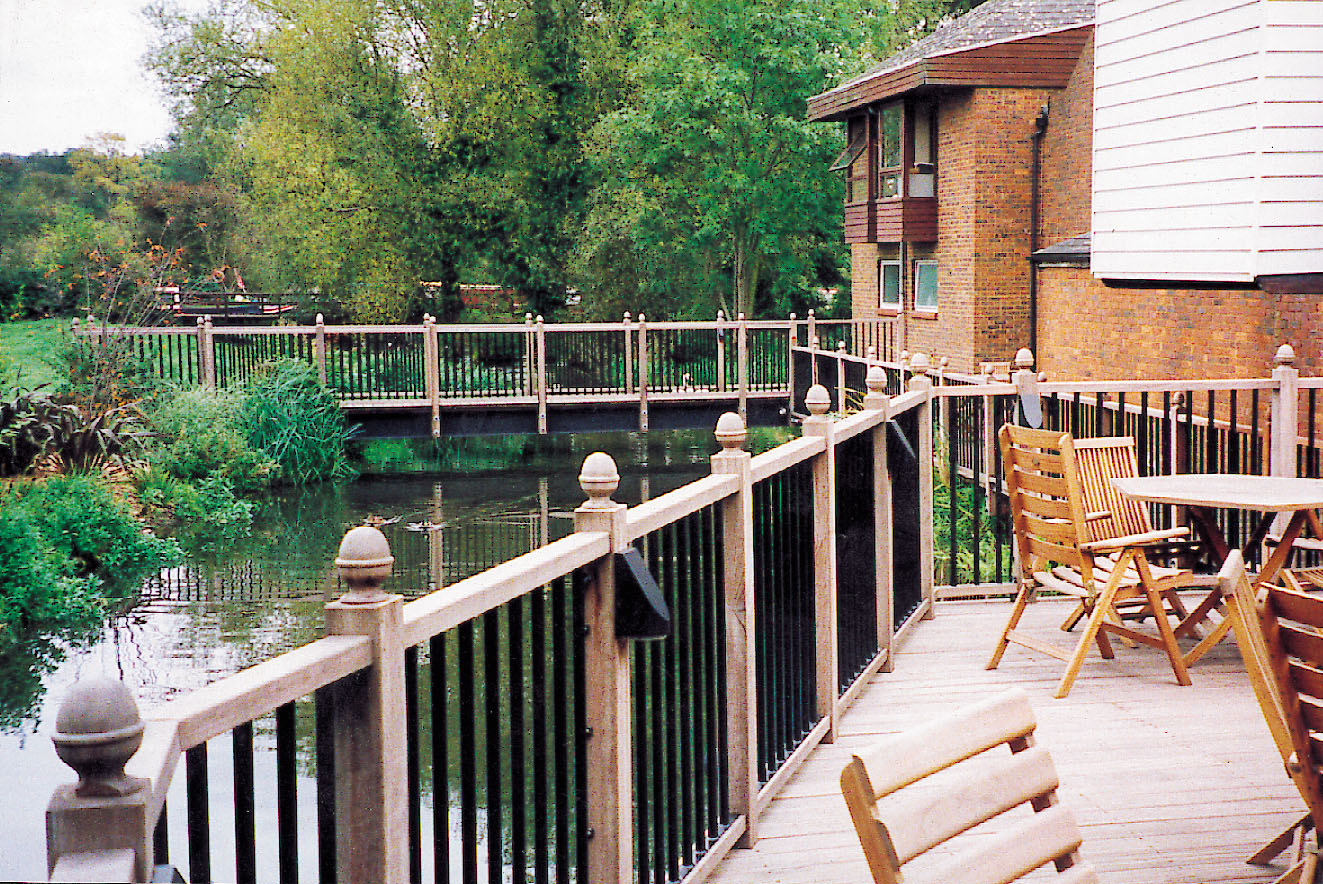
[1111,474,1323,511]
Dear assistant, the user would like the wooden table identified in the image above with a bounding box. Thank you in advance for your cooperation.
[1111,474,1323,663]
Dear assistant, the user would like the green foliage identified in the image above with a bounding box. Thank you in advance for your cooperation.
[137,470,254,553]
[147,388,278,491]
[6,475,182,598]
[242,359,356,484]
[933,474,1005,587]
[0,507,102,633]
[0,386,138,477]
[0,318,63,389]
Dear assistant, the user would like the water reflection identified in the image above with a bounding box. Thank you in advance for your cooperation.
[0,427,794,881]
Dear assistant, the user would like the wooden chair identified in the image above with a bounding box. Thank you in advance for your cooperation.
[840,688,1098,884]
[1219,553,1318,883]
[1061,436,1212,637]
[989,425,1196,698]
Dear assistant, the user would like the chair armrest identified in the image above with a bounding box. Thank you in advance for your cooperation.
[1084,510,1111,523]
[1079,527,1190,552]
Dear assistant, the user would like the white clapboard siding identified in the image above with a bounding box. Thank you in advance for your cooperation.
[1092,0,1323,284]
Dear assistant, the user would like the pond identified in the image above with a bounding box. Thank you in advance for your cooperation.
[0,427,794,882]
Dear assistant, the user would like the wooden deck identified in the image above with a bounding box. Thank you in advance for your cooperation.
[708,597,1305,884]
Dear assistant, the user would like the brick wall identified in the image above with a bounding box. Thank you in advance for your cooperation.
[1038,37,1094,245]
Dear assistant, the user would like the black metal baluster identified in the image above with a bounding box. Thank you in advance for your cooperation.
[634,629,651,884]
[233,722,256,884]
[153,803,169,870]
[315,686,337,884]
[552,583,570,884]
[430,633,450,884]
[678,518,695,867]
[484,609,503,883]
[275,703,297,884]
[711,505,729,827]
[531,589,550,884]
[649,630,665,884]
[573,573,589,884]
[185,743,211,884]
[406,646,422,884]
[510,597,527,884]
[459,620,478,884]
[947,401,958,586]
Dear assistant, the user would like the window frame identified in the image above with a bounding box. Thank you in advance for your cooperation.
[913,259,939,314]
[879,259,902,312]
[877,103,904,200]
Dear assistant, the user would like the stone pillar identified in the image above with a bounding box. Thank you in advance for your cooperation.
[47,678,151,882]
[324,525,409,884]
[1271,344,1300,479]
[802,384,839,740]
[863,367,896,672]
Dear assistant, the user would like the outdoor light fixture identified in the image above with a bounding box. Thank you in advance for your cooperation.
[614,546,671,640]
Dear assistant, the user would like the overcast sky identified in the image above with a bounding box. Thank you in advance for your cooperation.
[0,0,208,155]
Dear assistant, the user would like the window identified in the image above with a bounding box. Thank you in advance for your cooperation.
[878,104,903,198]
[914,260,938,312]
[909,102,937,198]
[880,260,901,310]
[832,117,869,203]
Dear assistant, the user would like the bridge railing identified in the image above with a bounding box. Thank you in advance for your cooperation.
[43,365,933,884]
[71,313,901,433]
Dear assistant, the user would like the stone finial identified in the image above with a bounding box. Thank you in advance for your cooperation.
[939,356,949,370]
[806,384,831,416]
[579,452,620,505]
[714,412,747,450]
[316,312,325,325]
[1014,348,1035,370]
[70,318,80,334]
[52,678,146,798]
[335,525,394,604]
[535,315,545,324]
[866,365,887,394]
[196,316,205,328]
[738,312,746,321]
[866,346,877,360]
[423,313,434,324]
[836,340,847,352]
[808,308,816,319]
[1276,344,1297,367]
[526,313,534,324]
[900,349,910,366]
[623,311,631,323]
[909,352,931,375]
[638,313,646,323]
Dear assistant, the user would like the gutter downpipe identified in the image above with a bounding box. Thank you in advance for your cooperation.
[1028,103,1049,357]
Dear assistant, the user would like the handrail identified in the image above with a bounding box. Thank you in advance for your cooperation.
[622,474,740,543]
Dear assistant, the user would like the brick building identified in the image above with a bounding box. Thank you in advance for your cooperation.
[808,0,1323,380]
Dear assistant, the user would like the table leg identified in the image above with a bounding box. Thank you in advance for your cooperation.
[1254,510,1310,589]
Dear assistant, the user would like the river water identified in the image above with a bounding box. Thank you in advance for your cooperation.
[0,427,793,882]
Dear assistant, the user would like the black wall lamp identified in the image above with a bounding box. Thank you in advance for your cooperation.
[614,546,671,640]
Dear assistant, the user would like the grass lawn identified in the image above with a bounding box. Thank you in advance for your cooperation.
[0,318,66,389]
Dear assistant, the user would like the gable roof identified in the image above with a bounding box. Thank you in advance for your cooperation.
[808,0,1094,121]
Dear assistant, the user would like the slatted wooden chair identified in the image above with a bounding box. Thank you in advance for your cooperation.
[989,425,1195,698]
[1219,553,1318,882]
[840,688,1098,884]
[1060,436,1209,637]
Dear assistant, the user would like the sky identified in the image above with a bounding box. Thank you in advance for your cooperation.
[0,0,208,155]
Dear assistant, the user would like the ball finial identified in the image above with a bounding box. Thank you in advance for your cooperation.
[866,365,887,393]
[1015,348,1035,370]
[579,452,620,504]
[715,412,747,450]
[335,525,394,604]
[1276,344,1297,366]
[52,678,146,798]
[909,352,931,375]
[806,384,831,416]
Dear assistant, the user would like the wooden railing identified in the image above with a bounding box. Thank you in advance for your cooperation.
[43,367,933,884]
[72,313,901,434]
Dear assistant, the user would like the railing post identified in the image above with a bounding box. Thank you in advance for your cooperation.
[573,453,633,884]
[836,340,847,412]
[197,317,215,390]
[981,364,997,517]
[315,312,328,388]
[863,368,895,672]
[786,312,797,416]
[46,678,151,882]
[908,354,936,620]
[807,309,817,354]
[623,312,634,395]
[423,314,440,438]
[802,384,839,741]
[524,313,536,398]
[711,413,758,844]
[638,314,650,432]
[324,526,409,884]
[536,315,548,435]
[1271,344,1300,478]
[716,310,727,392]
[737,312,749,422]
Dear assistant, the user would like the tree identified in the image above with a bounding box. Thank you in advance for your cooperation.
[579,0,857,319]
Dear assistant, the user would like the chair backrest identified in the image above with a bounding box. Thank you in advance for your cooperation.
[1073,436,1152,542]
[999,425,1094,583]
[840,688,1097,884]
[1255,572,1323,819]
[1220,553,1295,764]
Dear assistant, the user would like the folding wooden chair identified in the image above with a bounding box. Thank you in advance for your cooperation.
[989,425,1196,698]
[1061,436,1211,637]
[1219,553,1318,883]
[840,688,1098,884]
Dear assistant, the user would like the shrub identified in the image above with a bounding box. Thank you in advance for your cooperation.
[137,470,254,552]
[0,386,137,477]
[147,389,277,492]
[12,475,182,596]
[0,509,101,632]
[243,359,355,485]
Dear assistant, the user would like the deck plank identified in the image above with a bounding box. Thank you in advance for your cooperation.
[705,597,1305,884]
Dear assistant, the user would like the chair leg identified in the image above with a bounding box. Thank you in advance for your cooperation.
[1057,586,1118,699]
[1251,814,1314,866]
[988,583,1032,670]
[1060,602,1086,632]
[1134,554,1192,686]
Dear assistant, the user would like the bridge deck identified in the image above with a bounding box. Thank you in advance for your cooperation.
[709,597,1303,884]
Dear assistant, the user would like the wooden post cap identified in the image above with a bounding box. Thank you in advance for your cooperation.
[715,412,747,450]
[579,452,620,505]
[866,366,886,394]
[806,384,831,416]
[1276,344,1297,366]
[910,353,931,375]
[1015,348,1035,369]
[335,525,394,604]
[53,678,145,798]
